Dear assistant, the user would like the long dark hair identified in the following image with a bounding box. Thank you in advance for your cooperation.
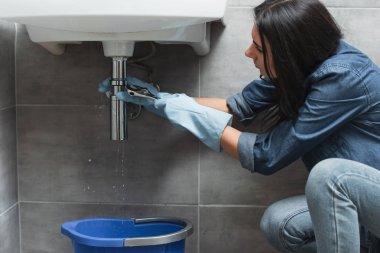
[254,0,342,130]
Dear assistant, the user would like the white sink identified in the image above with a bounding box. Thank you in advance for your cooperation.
[0,0,228,56]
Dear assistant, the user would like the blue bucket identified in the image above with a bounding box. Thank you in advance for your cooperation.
[61,217,193,253]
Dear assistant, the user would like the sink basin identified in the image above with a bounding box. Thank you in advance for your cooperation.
[0,0,228,55]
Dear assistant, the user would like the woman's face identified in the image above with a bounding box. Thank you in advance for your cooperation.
[245,24,276,78]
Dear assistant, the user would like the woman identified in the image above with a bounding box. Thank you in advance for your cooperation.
[99,0,380,252]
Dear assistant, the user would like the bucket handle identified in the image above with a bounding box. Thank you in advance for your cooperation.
[123,217,193,247]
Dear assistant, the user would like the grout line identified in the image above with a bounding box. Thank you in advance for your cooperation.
[198,144,201,253]
[14,22,22,253]
[200,204,268,208]
[17,104,102,107]
[18,200,267,208]
[14,24,17,107]
[18,200,199,207]
[18,200,268,209]
[197,57,201,253]
[0,202,18,218]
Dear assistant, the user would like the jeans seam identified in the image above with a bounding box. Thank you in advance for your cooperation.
[331,172,380,253]
[279,207,310,253]
[332,182,339,253]
[332,172,380,207]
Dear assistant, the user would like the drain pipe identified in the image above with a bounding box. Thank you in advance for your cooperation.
[102,41,135,141]
[110,56,128,140]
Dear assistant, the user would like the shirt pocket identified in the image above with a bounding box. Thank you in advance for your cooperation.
[302,133,343,171]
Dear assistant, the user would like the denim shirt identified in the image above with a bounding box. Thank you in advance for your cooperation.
[227,40,380,175]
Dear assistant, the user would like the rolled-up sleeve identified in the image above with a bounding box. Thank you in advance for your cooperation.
[236,67,370,175]
[227,79,277,125]
[237,132,257,171]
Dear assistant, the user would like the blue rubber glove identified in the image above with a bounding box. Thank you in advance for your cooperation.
[98,77,233,152]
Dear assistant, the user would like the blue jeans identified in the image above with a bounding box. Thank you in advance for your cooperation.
[260,158,380,253]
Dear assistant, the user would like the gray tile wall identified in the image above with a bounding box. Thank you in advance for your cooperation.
[16,25,200,253]
[15,2,380,253]
[0,20,19,253]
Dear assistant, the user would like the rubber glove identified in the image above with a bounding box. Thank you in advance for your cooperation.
[98,77,233,152]
[98,77,112,93]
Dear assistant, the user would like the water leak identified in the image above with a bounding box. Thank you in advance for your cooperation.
[112,140,128,201]
[83,95,128,201]
[83,184,95,193]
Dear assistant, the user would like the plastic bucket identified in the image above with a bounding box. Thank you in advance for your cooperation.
[61,217,193,253]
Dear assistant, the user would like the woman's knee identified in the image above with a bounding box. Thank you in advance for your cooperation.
[305,158,356,200]
[260,196,312,252]
[260,201,287,251]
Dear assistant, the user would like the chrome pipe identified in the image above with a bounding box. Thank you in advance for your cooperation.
[110,57,128,141]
